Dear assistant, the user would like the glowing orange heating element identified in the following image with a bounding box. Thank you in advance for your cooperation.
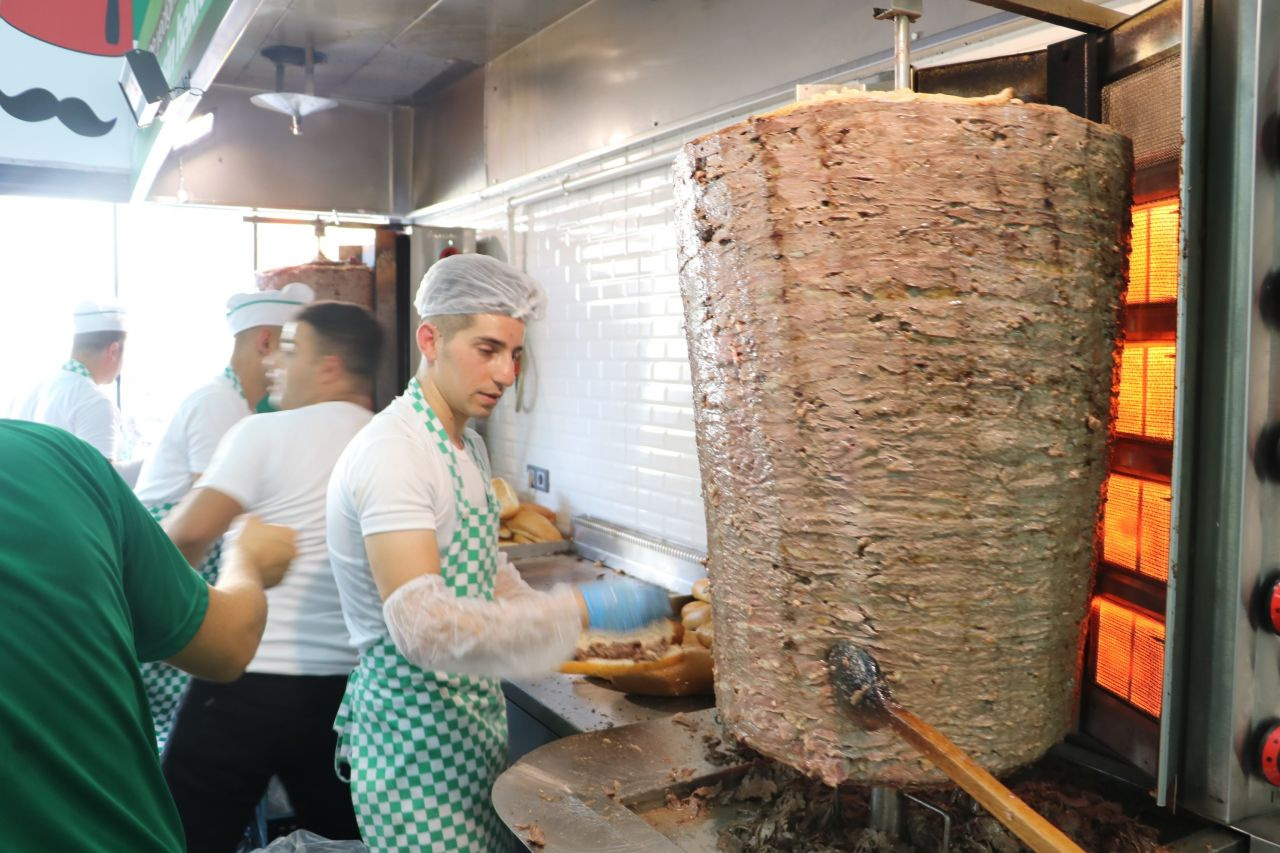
[1092,597,1165,718]
[1102,473,1171,582]
[1088,197,1180,725]
[1128,198,1179,304]
[1116,342,1176,441]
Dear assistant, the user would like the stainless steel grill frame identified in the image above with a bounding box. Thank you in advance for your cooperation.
[919,0,1280,843]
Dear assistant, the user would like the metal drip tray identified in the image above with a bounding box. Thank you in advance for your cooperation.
[493,708,752,852]
[494,709,1235,852]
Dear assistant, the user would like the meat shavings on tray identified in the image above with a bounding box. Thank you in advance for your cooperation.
[513,821,546,849]
[660,728,1165,852]
[574,636,671,662]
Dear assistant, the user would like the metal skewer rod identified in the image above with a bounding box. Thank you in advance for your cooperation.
[828,642,1085,853]
[873,2,922,91]
[894,12,911,90]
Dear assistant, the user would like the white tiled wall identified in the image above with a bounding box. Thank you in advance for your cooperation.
[428,161,707,550]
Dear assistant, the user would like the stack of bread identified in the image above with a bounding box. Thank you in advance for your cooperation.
[561,577,714,697]
[492,477,563,545]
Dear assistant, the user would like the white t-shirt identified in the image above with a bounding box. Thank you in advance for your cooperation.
[134,372,250,509]
[201,401,373,675]
[11,368,121,460]
[327,391,491,653]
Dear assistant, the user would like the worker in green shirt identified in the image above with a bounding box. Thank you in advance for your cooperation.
[0,419,296,851]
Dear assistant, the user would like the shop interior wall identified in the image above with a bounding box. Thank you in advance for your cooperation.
[441,163,700,547]
[412,69,487,213]
[411,0,1014,549]
[149,84,403,213]
[406,0,1154,549]
[480,0,999,186]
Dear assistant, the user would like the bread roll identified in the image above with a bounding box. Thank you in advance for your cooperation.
[508,508,563,542]
[561,648,688,678]
[606,645,714,697]
[695,623,714,649]
[681,600,711,630]
[560,619,684,676]
[691,577,711,603]
[491,477,520,521]
[519,502,557,522]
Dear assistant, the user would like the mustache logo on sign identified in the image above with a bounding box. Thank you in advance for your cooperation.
[0,86,116,137]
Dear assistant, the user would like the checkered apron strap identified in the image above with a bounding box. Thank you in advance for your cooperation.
[61,359,92,378]
[333,667,361,783]
[139,501,223,752]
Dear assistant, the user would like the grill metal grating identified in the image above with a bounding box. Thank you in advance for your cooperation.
[1129,199,1181,304]
[1116,342,1177,441]
[1102,55,1182,171]
[1093,597,1166,718]
[1103,473,1173,582]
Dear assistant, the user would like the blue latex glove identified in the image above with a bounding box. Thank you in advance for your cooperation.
[578,579,671,632]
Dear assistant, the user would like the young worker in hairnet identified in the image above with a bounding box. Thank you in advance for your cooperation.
[327,253,670,851]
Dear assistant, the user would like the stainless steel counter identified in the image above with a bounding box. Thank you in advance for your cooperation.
[504,673,712,738]
[493,708,747,853]
[505,551,616,590]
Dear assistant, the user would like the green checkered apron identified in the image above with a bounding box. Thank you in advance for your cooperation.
[139,367,241,752]
[335,380,508,852]
[61,358,92,378]
[139,502,223,752]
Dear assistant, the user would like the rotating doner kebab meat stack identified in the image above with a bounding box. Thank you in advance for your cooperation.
[256,256,373,307]
[673,86,1132,788]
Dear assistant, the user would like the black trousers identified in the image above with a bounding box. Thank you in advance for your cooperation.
[161,672,359,853]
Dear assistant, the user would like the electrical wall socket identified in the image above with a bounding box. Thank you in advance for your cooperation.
[527,465,550,493]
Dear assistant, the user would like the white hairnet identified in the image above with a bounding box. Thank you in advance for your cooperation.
[414,253,546,322]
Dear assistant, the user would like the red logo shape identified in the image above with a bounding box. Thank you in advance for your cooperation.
[1,0,134,57]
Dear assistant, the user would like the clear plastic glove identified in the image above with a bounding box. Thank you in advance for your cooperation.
[383,573,582,678]
[578,579,671,632]
[233,516,296,589]
[493,553,539,602]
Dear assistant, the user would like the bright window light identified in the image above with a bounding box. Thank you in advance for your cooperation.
[0,195,116,411]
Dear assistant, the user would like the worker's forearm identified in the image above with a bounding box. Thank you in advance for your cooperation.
[161,488,243,569]
[383,574,583,678]
[172,535,215,570]
[203,545,269,680]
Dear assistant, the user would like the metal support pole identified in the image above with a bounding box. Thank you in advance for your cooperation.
[895,14,912,89]
[874,2,923,91]
[870,786,905,837]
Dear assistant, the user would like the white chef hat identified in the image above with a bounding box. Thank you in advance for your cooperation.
[225,282,315,335]
[73,299,127,334]
[414,254,546,322]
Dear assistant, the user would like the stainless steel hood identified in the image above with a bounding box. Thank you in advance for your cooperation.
[214,0,593,105]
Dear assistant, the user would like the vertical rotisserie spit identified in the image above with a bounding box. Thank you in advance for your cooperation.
[674,89,1132,785]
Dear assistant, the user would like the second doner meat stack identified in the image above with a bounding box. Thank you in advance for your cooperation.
[673,90,1132,785]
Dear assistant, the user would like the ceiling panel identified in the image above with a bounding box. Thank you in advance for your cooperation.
[216,0,591,104]
[333,51,459,103]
